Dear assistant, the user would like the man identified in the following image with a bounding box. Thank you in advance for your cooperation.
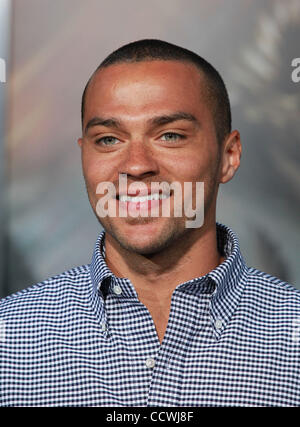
[1,39,299,407]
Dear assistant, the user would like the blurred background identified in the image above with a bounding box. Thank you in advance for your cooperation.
[0,0,299,297]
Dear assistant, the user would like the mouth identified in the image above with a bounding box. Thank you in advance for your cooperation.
[116,190,172,215]
[117,192,170,203]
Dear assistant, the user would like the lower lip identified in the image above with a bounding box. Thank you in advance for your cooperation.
[118,196,169,214]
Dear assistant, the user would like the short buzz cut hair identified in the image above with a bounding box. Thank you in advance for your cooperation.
[81,39,232,144]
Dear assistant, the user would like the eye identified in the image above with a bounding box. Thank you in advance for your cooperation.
[95,136,120,146]
[160,132,184,142]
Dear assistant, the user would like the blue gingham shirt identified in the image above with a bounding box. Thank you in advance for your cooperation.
[1,223,299,407]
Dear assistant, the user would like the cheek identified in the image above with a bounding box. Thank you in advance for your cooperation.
[81,152,112,191]
[165,152,213,183]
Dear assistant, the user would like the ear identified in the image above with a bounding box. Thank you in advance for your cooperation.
[77,137,83,147]
[219,130,242,184]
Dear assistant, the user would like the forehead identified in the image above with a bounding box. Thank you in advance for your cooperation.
[84,60,209,120]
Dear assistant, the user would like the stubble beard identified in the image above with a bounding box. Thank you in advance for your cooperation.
[86,168,220,256]
[95,183,217,256]
[97,214,188,256]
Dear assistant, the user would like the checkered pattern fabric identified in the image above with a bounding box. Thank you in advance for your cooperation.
[1,222,299,406]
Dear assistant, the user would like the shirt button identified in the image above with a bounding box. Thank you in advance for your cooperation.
[215,319,223,330]
[145,358,155,369]
[101,322,107,332]
[113,285,122,295]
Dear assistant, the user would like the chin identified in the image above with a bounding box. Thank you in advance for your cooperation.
[120,239,167,255]
[107,218,185,256]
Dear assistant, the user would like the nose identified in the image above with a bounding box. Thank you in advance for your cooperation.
[119,140,159,179]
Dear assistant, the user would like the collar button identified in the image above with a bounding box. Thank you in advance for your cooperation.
[215,319,223,330]
[113,285,122,295]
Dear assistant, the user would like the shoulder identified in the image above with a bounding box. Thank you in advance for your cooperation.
[244,266,300,313]
[247,266,299,295]
[0,264,91,319]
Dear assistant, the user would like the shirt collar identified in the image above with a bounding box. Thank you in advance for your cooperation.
[90,222,248,337]
[89,230,113,297]
[208,222,248,338]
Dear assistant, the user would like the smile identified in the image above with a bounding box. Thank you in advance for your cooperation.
[119,193,169,203]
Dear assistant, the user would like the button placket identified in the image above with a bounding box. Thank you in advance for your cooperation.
[145,357,155,369]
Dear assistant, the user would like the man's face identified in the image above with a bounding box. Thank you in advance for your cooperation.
[79,60,224,254]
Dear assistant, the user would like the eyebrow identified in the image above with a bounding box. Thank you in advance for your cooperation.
[149,112,199,127]
[84,111,199,134]
[84,117,121,134]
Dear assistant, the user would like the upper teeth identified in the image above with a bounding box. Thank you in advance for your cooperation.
[119,193,169,203]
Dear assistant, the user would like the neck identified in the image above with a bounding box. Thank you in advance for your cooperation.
[104,219,223,344]
[104,221,223,297]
